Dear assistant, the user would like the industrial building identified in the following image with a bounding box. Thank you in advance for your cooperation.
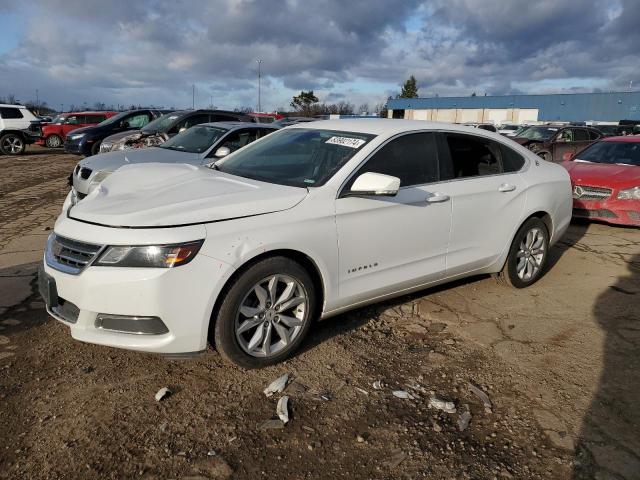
[386,91,640,124]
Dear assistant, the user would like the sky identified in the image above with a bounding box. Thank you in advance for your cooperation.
[0,0,638,112]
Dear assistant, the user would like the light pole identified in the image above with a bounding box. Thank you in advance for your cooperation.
[35,89,39,111]
[192,84,195,109]
[257,59,262,112]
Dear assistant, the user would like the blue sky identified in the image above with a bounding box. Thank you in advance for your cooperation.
[0,0,637,112]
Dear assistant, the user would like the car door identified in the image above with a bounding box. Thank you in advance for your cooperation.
[551,128,591,161]
[440,132,527,275]
[123,112,153,131]
[335,132,451,305]
[61,115,81,137]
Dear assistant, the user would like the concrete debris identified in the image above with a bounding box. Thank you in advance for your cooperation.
[457,405,472,431]
[392,390,414,400]
[384,449,407,468]
[429,395,457,414]
[155,387,171,402]
[207,450,217,457]
[257,419,285,430]
[468,381,493,413]
[263,373,289,397]
[372,380,385,390]
[355,387,369,395]
[276,396,290,424]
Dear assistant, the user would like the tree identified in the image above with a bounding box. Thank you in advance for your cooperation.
[290,90,319,115]
[471,92,477,97]
[358,103,369,115]
[398,75,419,98]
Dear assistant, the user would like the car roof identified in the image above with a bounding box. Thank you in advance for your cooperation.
[199,121,277,130]
[288,118,508,136]
[62,111,115,115]
[602,135,640,143]
[0,104,28,108]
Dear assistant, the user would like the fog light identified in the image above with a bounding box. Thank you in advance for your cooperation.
[95,314,169,335]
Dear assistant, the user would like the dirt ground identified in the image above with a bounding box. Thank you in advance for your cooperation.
[0,146,638,480]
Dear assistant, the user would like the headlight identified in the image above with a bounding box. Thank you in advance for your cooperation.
[69,133,85,140]
[99,143,112,153]
[94,241,203,268]
[617,186,640,200]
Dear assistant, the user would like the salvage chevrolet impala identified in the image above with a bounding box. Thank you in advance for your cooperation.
[40,120,572,368]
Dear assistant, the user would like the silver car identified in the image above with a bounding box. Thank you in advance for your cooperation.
[72,122,278,198]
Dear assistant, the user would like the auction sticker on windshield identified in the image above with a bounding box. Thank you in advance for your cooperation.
[325,136,366,149]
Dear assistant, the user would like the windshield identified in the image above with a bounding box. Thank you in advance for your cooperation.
[517,126,558,140]
[501,125,519,131]
[576,141,640,166]
[216,128,376,188]
[158,125,227,153]
[97,111,131,126]
[142,112,182,134]
[51,114,67,124]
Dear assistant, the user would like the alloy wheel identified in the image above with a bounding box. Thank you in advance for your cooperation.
[2,136,24,154]
[516,227,546,281]
[234,274,308,358]
[46,135,62,148]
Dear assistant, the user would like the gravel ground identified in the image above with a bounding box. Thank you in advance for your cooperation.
[0,147,638,479]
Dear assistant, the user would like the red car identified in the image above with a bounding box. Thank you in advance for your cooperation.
[248,112,284,124]
[562,136,640,226]
[38,111,116,148]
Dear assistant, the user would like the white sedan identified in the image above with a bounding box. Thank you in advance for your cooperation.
[40,120,572,368]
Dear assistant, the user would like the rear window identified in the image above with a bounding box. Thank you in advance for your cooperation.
[500,145,526,172]
[0,107,24,119]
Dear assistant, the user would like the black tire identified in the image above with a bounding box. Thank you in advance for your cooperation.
[213,256,316,369]
[497,217,549,288]
[0,133,26,155]
[90,141,101,156]
[45,134,62,148]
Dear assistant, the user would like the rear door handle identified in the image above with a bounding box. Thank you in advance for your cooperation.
[426,193,450,203]
[498,183,516,192]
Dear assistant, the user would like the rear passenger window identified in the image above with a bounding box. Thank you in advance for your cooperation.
[500,145,525,172]
[573,129,589,141]
[349,133,439,188]
[445,134,501,178]
[0,107,24,119]
[588,129,601,140]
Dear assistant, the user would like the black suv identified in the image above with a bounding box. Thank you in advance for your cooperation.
[98,109,254,153]
[63,109,168,156]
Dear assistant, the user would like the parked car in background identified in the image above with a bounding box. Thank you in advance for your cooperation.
[463,123,498,133]
[498,124,521,136]
[42,120,571,368]
[37,111,117,148]
[248,112,284,123]
[71,122,277,199]
[562,136,640,226]
[593,124,634,137]
[512,125,602,162]
[99,109,254,153]
[0,103,40,154]
[272,117,317,127]
[63,109,166,156]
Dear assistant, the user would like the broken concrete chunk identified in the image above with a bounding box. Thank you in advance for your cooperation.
[263,373,289,397]
[372,380,385,390]
[257,419,285,430]
[155,387,171,402]
[457,405,472,431]
[277,396,290,424]
[428,395,457,413]
[384,449,407,468]
[355,387,369,395]
[468,381,493,413]
[392,390,414,400]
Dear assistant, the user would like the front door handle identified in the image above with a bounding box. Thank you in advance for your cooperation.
[498,183,516,192]
[426,193,450,203]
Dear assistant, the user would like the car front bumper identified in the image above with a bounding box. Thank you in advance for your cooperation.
[572,198,640,226]
[40,229,235,355]
[64,137,93,155]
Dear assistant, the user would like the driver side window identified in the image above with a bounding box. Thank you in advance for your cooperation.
[127,113,151,128]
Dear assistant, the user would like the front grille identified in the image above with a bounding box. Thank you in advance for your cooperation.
[45,234,103,275]
[79,167,92,180]
[572,185,612,201]
[573,208,618,219]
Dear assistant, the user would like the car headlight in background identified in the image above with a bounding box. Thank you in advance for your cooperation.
[617,186,640,200]
[94,241,204,268]
[69,133,85,140]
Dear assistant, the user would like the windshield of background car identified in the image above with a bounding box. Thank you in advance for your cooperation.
[51,115,67,124]
[518,126,558,140]
[217,128,376,188]
[142,112,182,134]
[97,111,130,126]
[576,141,640,166]
[158,125,227,153]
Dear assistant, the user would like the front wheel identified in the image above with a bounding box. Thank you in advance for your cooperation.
[213,256,316,368]
[45,134,62,148]
[497,218,549,288]
[0,133,26,155]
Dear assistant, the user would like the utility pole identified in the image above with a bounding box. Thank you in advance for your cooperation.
[257,59,262,112]
[35,89,39,111]
[192,84,195,109]
[60,103,64,113]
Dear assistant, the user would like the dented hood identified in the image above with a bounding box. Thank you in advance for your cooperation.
[69,163,308,228]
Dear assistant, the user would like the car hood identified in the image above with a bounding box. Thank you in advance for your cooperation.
[79,147,202,173]
[562,160,640,188]
[69,163,308,227]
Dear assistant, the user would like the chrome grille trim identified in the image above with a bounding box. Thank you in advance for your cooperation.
[45,234,104,275]
[572,185,613,201]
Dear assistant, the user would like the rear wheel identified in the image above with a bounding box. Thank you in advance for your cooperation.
[90,141,101,156]
[213,256,316,368]
[497,217,549,288]
[45,134,62,148]
[0,133,26,155]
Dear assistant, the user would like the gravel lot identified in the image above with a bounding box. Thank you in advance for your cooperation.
[0,147,638,479]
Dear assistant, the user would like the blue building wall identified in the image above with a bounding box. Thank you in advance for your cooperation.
[387,92,640,122]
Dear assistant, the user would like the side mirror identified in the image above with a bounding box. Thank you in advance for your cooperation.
[562,152,574,162]
[214,146,231,158]
[347,172,400,197]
